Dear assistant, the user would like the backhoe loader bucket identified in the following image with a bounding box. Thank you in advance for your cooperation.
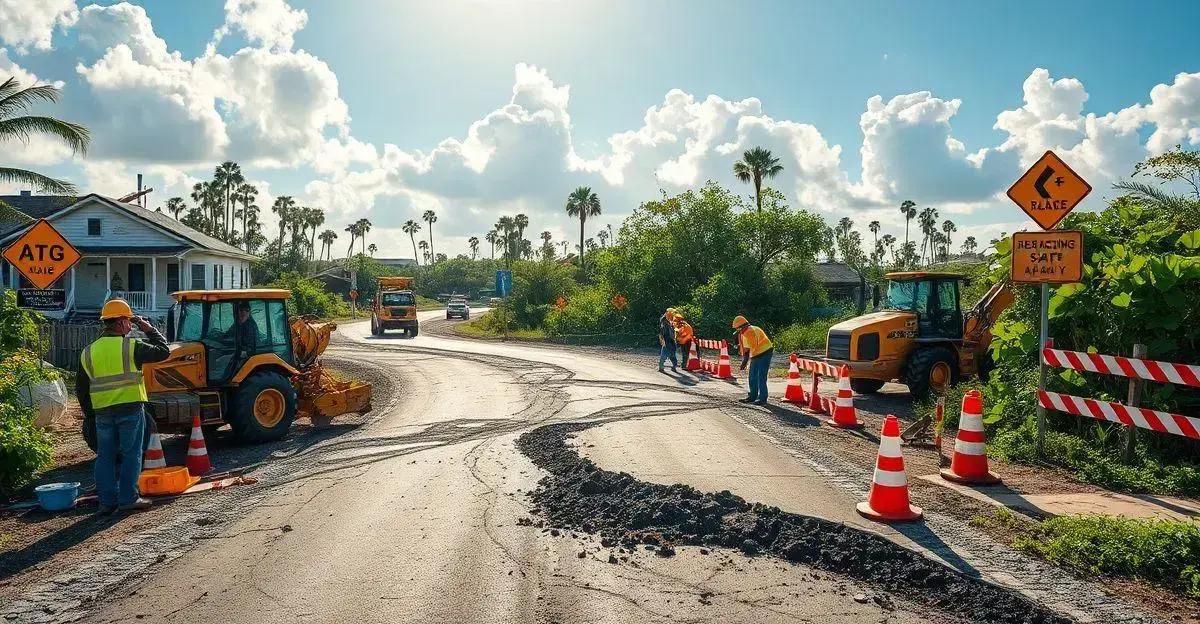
[289,316,373,424]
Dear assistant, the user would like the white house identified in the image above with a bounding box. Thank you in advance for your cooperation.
[0,193,257,320]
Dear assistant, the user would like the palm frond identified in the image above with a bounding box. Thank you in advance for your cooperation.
[1113,180,1194,212]
[0,115,90,154]
[0,83,62,119]
[0,167,77,194]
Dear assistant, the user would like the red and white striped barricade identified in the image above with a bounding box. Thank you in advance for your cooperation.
[792,355,840,415]
[1041,339,1200,441]
[693,338,734,379]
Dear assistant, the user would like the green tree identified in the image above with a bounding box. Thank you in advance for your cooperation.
[468,235,480,260]
[961,235,978,257]
[214,161,243,239]
[0,77,90,194]
[565,186,601,272]
[318,229,337,261]
[899,200,917,267]
[402,219,422,265]
[485,229,498,260]
[941,219,956,259]
[272,196,296,253]
[732,146,784,211]
[165,197,186,220]
[422,209,437,261]
[515,213,529,253]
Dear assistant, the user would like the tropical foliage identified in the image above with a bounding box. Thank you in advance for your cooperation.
[0,76,90,194]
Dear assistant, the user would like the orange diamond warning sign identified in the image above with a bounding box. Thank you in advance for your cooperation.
[2,219,81,290]
[1007,150,1092,230]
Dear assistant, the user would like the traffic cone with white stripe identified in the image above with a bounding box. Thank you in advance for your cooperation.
[686,342,701,371]
[716,341,733,378]
[826,365,864,429]
[857,414,922,522]
[784,354,804,403]
[142,431,166,470]
[186,415,212,476]
[940,390,1000,484]
[805,364,824,413]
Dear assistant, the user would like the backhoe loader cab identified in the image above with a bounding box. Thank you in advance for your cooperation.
[824,271,1010,399]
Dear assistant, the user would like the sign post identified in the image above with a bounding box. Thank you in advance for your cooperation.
[2,219,82,291]
[495,269,513,338]
[1006,151,1091,457]
[349,288,359,318]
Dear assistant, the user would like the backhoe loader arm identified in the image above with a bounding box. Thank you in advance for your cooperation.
[962,278,1013,344]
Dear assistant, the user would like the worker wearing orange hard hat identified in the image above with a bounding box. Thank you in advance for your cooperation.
[78,299,170,514]
[672,311,694,370]
[658,307,679,373]
[732,315,773,405]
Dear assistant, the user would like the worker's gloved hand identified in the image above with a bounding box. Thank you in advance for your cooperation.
[134,316,154,332]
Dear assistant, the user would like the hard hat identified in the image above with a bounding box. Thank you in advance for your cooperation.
[100,299,134,320]
[731,315,749,329]
[666,307,676,315]
[673,312,685,321]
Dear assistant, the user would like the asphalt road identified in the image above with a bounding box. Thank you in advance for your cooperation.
[65,309,1151,624]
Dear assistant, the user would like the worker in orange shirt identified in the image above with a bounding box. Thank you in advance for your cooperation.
[732,315,773,405]
[673,312,694,369]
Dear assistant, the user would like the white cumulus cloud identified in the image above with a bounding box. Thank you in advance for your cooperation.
[0,0,78,53]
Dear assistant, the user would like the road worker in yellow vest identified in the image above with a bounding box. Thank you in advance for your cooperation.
[732,315,774,405]
[76,299,170,514]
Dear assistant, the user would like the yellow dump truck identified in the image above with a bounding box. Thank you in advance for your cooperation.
[370,276,419,337]
[82,289,372,445]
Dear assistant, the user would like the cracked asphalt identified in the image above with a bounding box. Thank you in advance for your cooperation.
[10,309,1155,623]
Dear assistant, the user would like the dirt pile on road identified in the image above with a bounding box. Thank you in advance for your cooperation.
[518,422,1073,624]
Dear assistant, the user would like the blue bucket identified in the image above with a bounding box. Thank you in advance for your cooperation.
[34,482,81,511]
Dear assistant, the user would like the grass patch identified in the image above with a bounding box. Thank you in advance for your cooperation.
[973,509,1200,598]
[455,311,548,341]
[416,295,443,311]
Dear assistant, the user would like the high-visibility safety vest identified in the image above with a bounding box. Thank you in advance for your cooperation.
[739,325,773,357]
[675,321,694,344]
[81,336,148,409]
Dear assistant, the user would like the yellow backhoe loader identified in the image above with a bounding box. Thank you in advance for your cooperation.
[819,271,1013,399]
[85,289,372,447]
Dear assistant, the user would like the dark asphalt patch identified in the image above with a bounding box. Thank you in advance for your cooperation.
[517,421,1073,624]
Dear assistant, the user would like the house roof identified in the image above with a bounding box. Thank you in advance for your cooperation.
[812,262,861,285]
[0,194,256,260]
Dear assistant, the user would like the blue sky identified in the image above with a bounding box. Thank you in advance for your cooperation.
[2,1,1199,256]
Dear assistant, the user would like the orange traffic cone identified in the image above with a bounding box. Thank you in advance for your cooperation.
[784,354,804,403]
[857,415,922,522]
[826,365,864,429]
[143,431,166,470]
[686,342,701,371]
[186,415,212,476]
[805,362,823,413]
[716,341,733,378]
[940,390,1000,484]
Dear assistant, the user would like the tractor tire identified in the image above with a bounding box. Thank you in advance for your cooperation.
[904,346,957,400]
[410,325,419,338]
[229,371,297,443]
[850,378,886,394]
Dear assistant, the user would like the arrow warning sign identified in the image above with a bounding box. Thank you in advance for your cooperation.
[1007,150,1092,230]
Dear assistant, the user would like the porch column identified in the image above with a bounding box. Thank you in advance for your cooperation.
[70,267,76,310]
[151,257,157,310]
[104,256,111,298]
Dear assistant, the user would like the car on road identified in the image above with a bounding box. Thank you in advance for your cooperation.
[446,300,470,320]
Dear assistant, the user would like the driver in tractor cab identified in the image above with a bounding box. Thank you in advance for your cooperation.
[231,301,258,361]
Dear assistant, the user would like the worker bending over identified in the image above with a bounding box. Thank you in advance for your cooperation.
[732,315,773,405]
[77,299,171,513]
[673,312,694,369]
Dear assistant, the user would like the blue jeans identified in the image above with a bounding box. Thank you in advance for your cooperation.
[94,404,146,507]
[747,349,773,401]
[659,342,678,370]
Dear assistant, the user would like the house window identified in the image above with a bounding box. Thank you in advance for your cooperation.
[167,263,180,292]
[191,264,206,289]
[87,218,101,236]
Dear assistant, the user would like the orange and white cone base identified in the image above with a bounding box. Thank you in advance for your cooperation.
[940,390,1000,485]
[716,341,733,378]
[686,342,701,371]
[857,414,923,522]
[826,365,863,429]
[784,354,804,403]
[143,431,166,470]
[186,415,212,476]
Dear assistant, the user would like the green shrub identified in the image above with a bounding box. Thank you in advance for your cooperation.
[268,273,350,318]
[0,402,52,498]
[1012,514,1200,598]
[773,310,854,354]
[0,293,55,497]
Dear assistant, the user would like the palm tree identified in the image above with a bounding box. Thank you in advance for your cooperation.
[560,240,570,256]
[165,197,186,220]
[732,146,784,211]
[961,236,978,256]
[232,183,258,251]
[306,208,325,260]
[368,243,377,257]
[213,161,243,239]
[514,213,529,251]
[565,186,601,271]
[496,216,516,266]
[868,220,880,259]
[357,218,372,256]
[597,229,609,248]
[418,239,428,262]
[606,223,614,246]
[271,196,296,253]
[344,222,359,258]
[422,209,437,262]
[899,200,917,266]
[401,219,422,265]
[941,220,956,259]
[468,236,480,260]
[485,230,497,260]
[318,229,337,261]
[0,77,90,194]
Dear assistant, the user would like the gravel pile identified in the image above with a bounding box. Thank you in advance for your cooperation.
[518,421,1074,624]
